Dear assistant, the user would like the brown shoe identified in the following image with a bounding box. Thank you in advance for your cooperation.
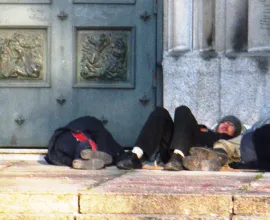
[189,147,228,164]
[72,158,104,170]
[164,153,184,171]
[72,149,113,170]
[183,147,228,171]
[80,149,113,166]
[116,152,143,170]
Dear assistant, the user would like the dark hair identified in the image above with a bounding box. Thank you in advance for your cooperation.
[217,115,242,137]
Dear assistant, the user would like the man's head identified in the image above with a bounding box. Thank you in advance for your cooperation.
[216,115,242,137]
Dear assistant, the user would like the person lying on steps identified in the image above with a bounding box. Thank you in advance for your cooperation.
[184,117,270,171]
[45,116,124,170]
[116,105,242,171]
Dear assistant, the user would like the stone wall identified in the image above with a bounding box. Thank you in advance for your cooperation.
[163,0,270,127]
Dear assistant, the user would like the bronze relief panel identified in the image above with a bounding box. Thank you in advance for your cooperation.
[75,28,135,88]
[0,28,49,87]
[0,0,51,3]
[73,0,135,4]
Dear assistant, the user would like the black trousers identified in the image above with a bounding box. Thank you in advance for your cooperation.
[135,106,202,163]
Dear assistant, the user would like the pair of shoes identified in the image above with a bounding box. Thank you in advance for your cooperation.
[72,149,113,170]
[183,147,228,171]
[164,153,184,171]
[116,152,142,170]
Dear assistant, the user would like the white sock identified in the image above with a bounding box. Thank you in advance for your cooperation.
[132,146,144,159]
[173,149,185,158]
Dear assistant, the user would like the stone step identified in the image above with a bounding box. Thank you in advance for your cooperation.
[79,171,270,216]
[0,148,47,161]
[0,161,269,219]
[0,214,269,220]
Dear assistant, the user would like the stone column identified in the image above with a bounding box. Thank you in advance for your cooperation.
[166,0,193,55]
[193,0,215,51]
[225,0,248,53]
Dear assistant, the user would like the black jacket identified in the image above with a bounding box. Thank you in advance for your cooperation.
[45,116,123,166]
[196,125,235,148]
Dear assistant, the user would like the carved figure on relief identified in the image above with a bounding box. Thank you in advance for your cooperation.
[80,33,127,81]
[0,32,43,79]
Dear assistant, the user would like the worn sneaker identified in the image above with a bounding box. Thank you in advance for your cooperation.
[189,147,228,163]
[164,153,184,171]
[183,156,223,171]
[80,149,113,166]
[72,158,105,170]
[116,152,142,170]
[183,147,228,171]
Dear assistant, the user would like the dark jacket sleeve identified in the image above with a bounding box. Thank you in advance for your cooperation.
[197,128,235,148]
[45,128,74,165]
[45,116,105,165]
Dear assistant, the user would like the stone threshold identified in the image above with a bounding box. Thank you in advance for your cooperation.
[0,148,47,161]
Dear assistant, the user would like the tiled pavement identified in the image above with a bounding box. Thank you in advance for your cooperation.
[0,158,269,219]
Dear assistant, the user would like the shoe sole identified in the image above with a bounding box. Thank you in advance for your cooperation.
[80,149,113,165]
[183,156,222,171]
[72,158,104,170]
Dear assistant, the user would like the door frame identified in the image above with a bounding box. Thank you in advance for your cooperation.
[156,0,163,107]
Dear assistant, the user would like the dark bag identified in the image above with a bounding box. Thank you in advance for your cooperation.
[252,124,270,171]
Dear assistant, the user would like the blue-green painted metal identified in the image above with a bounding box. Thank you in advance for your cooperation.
[0,0,162,148]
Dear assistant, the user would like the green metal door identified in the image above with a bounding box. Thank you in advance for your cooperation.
[0,0,161,147]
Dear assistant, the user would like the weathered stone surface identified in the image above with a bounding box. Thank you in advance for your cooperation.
[0,160,269,219]
[79,170,258,215]
[220,56,270,125]
[193,0,215,51]
[0,193,77,214]
[225,0,248,52]
[88,170,255,194]
[0,214,73,220]
[163,0,270,127]
[0,161,126,214]
[77,214,230,220]
[215,0,226,52]
[80,193,232,215]
[248,0,270,52]
[0,161,126,193]
[233,216,270,220]
[165,0,192,54]
[233,195,270,215]
[163,56,220,127]
[163,53,270,127]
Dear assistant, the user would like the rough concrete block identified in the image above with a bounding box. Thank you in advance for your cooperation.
[248,0,270,52]
[233,215,270,220]
[80,193,232,215]
[233,195,270,215]
[0,214,74,220]
[76,214,230,220]
[220,56,270,125]
[0,193,77,214]
[163,56,220,127]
